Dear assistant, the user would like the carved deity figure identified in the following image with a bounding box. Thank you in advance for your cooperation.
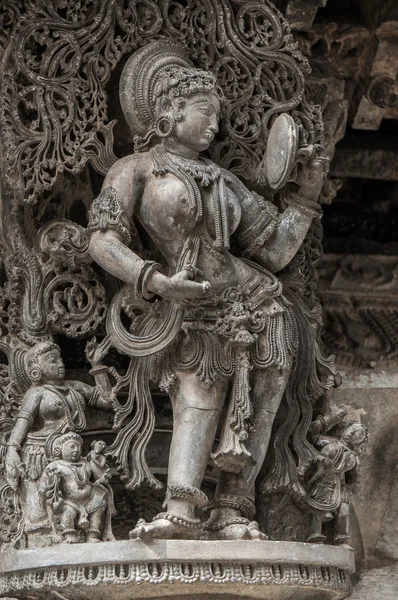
[87,41,336,540]
[4,340,115,546]
[306,420,368,546]
[40,433,115,543]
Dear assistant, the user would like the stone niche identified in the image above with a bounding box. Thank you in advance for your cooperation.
[0,1,370,599]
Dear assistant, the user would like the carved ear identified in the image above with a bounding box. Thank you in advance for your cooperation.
[28,367,42,383]
[159,96,172,112]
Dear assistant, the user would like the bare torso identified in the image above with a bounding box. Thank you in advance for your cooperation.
[135,155,254,294]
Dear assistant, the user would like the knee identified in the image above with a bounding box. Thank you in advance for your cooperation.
[175,405,221,419]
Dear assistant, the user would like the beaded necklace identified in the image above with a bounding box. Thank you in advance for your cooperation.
[151,146,231,251]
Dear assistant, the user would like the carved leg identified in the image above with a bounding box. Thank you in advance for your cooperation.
[204,366,291,540]
[334,502,351,547]
[307,512,326,544]
[130,370,228,541]
[60,506,79,543]
[86,507,106,543]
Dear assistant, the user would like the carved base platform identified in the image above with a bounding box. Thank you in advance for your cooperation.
[0,540,354,600]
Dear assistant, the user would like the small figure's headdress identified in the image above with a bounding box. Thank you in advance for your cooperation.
[120,40,220,151]
[25,340,60,366]
[342,422,369,447]
[46,432,83,460]
[24,340,61,384]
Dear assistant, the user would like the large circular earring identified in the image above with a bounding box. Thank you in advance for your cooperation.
[29,367,42,383]
[156,115,175,138]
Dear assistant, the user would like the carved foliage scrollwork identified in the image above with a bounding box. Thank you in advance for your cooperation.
[320,255,398,369]
[4,222,107,342]
[0,0,322,204]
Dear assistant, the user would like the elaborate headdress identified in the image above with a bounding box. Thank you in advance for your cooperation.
[46,432,83,460]
[24,340,61,383]
[25,340,59,366]
[120,40,219,151]
[342,422,369,447]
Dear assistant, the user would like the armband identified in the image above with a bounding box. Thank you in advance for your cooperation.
[88,187,131,246]
[239,192,280,258]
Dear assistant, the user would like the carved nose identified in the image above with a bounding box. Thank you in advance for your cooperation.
[209,116,219,133]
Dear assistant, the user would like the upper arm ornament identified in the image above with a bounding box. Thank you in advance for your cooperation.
[237,191,280,258]
[88,187,131,246]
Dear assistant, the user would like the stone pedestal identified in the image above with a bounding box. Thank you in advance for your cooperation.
[0,540,354,600]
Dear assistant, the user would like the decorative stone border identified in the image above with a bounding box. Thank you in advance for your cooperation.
[0,540,354,599]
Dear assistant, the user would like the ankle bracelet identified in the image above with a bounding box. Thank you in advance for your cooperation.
[153,511,202,529]
[203,516,250,532]
[204,495,256,519]
[165,484,208,508]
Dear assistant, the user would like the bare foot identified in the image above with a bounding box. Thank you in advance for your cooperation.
[203,520,268,541]
[62,531,79,544]
[129,515,200,541]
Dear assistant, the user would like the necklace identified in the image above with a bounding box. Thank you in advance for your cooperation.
[64,462,89,489]
[152,146,230,250]
[166,152,222,187]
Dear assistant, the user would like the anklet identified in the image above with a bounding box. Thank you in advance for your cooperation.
[203,516,250,532]
[166,484,208,508]
[153,511,201,529]
[204,495,256,519]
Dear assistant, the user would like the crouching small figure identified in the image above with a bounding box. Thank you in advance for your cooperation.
[305,418,368,547]
[40,433,115,543]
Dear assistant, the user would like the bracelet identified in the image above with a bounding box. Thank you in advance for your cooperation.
[17,411,34,426]
[7,442,21,451]
[135,261,162,300]
[89,365,109,376]
[289,193,322,218]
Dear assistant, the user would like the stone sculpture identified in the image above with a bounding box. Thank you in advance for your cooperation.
[305,412,368,547]
[87,40,337,541]
[3,339,116,547]
[0,1,368,597]
[40,432,115,543]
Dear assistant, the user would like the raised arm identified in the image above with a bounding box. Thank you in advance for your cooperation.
[233,159,324,273]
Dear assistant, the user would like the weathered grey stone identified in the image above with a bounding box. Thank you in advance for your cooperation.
[350,564,398,600]
[331,371,398,568]
[0,540,354,600]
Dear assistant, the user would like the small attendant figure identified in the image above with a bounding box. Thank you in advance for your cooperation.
[305,420,368,547]
[40,433,115,543]
[4,338,117,545]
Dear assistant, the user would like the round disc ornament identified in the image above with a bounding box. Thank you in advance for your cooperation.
[266,113,298,190]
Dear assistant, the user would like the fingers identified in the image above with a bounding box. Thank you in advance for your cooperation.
[173,267,204,282]
[178,279,212,297]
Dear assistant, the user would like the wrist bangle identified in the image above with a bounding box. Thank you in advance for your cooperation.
[7,442,21,452]
[289,193,322,218]
[89,365,109,376]
[136,261,163,300]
